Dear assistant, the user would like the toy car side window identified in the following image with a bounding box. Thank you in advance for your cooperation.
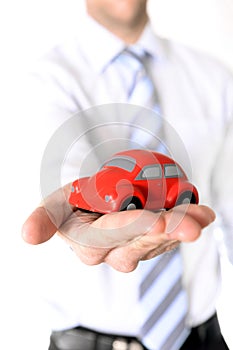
[164,164,183,178]
[136,165,162,180]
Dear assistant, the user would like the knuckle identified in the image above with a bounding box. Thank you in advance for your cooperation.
[74,247,106,266]
[112,258,138,273]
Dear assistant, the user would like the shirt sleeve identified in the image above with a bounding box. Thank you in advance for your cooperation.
[20,56,97,203]
[211,73,233,264]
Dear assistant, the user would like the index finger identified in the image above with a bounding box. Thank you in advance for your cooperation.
[60,204,215,248]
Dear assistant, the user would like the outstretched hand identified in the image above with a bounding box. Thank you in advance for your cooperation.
[22,184,215,272]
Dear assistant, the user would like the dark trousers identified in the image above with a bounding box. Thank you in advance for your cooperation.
[180,313,229,350]
[49,313,229,350]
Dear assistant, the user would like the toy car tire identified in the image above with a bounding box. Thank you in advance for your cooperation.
[120,196,143,211]
[176,191,197,206]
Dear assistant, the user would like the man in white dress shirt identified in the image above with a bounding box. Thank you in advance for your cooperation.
[22,0,233,349]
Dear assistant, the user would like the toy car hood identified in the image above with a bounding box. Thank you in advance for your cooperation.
[69,167,135,213]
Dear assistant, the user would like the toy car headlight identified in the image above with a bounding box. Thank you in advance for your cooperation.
[105,194,112,203]
[71,184,80,193]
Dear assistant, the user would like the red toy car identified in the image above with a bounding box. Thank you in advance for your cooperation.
[69,149,199,214]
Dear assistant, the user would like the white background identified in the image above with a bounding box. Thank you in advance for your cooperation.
[0,0,233,349]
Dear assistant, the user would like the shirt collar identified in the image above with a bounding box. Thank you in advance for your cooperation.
[136,23,166,61]
[78,14,166,74]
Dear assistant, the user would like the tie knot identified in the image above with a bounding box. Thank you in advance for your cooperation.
[113,45,149,73]
[125,46,148,62]
[120,46,149,72]
[114,46,151,94]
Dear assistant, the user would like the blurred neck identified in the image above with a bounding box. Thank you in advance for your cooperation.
[87,7,148,44]
[102,15,149,44]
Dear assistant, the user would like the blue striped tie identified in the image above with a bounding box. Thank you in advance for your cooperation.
[139,252,190,350]
[114,47,190,350]
[114,47,166,153]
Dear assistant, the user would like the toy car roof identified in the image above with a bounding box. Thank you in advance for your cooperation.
[107,149,176,168]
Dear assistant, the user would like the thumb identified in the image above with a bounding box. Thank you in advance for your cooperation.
[22,207,57,244]
[22,183,73,244]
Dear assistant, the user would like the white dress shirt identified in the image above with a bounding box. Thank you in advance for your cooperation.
[23,13,233,341]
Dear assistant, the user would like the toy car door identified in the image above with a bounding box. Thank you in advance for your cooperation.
[135,164,164,210]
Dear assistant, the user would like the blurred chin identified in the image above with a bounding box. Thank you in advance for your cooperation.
[87,0,147,27]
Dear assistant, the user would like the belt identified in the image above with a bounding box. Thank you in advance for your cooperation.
[49,313,223,350]
[49,327,148,350]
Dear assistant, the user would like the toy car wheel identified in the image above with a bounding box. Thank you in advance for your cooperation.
[176,191,197,206]
[120,196,143,211]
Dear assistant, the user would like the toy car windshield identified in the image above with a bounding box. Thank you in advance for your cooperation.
[102,156,136,172]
